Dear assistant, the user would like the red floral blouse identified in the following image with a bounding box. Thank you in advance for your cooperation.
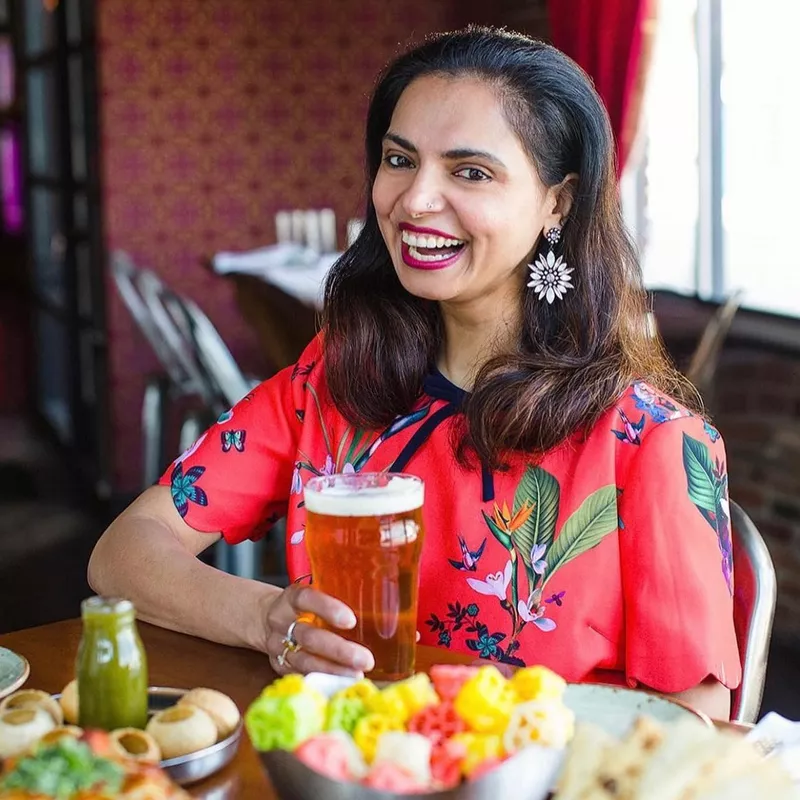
[158,335,741,694]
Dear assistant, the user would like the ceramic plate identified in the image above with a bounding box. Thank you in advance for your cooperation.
[0,647,29,701]
[564,683,711,738]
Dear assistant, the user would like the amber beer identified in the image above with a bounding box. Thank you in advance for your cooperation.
[304,473,425,682]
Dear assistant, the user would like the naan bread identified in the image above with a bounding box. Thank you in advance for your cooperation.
[555,723,615,800]
[556,717,663,800]
[553,716,797,800]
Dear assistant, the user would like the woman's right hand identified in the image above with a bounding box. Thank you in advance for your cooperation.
[264,584,375,678]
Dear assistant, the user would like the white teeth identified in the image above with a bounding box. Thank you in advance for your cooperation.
[408,246,457,262]
[401,230,465,249]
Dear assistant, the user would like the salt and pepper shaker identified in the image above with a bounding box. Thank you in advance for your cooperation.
[290,210,306,245]
[319,208,337,253]
[274,207,343,258]
[275,211,291,244]
[304,210,322,254]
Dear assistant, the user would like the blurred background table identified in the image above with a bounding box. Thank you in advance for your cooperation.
[225,273,319,371]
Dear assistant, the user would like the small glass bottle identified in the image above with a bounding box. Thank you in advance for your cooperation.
[76,596,148,730]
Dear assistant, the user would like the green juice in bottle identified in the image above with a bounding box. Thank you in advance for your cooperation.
[76,596,148,730]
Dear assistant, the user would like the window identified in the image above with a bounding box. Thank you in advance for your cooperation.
[624,0,800,318]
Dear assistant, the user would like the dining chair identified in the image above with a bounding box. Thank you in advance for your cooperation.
[686,290,744,400]
[729,500,777,724]
[139,273,266,581]
[135,270,221,412]
[164,293,258,410]
[113,252,264,581]
[111,252,208,488]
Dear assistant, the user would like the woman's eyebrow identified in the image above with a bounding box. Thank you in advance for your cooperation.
[383,132,507,170]
[383,132,417,152]
[442,147,507,170]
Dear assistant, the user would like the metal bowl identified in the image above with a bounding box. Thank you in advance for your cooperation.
[53,686,242,786]
[259,744,564,800]
[149,688,242,785]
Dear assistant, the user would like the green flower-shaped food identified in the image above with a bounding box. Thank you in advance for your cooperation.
[245,693,324,751]
[325,695,367,735]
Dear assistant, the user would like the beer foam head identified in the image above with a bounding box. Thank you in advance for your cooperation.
[304,474,424,517]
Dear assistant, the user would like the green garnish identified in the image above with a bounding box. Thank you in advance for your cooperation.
[0,738,125,799]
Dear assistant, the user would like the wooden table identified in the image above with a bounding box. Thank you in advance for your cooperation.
[0,620,470,799]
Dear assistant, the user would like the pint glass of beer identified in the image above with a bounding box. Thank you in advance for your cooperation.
[303,472,425,682]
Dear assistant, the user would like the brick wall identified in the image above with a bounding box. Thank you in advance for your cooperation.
[713,347,800,639]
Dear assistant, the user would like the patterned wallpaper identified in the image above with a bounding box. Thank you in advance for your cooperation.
[98,0,459,493]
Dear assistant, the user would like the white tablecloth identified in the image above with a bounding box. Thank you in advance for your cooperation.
[212,244,341,310]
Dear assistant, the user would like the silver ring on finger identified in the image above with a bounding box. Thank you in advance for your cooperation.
[276,643,294,668]
[281,620,302,654]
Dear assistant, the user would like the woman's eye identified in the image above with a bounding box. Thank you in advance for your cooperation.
[455,167,491,182]
[383,154,413,169]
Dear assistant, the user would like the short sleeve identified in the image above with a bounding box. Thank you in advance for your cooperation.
[618,415,742,693]
[156,340,317,545]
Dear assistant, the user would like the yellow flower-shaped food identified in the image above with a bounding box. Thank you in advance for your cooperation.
[509,666,567,703]
[395,673,439,718]
[352,713,404,763]
[449,732,503,777]
[336,679,379,704]
[502,699,575,752]
[260,675,327,717]
[453,666,514,734]
[261,674,306,698]
[365,685,410,724]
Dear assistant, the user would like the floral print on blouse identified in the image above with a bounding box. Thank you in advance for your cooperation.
[158,335,741,694]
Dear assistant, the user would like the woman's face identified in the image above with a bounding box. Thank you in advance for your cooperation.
[372,75,560,306]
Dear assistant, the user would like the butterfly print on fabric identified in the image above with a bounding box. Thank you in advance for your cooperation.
[221,429,246,452]
[169,463,208,518]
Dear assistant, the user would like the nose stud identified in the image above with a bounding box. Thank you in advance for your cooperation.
[426,202,434,210]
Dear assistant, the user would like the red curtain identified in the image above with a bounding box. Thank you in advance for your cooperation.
[547,0,651,176]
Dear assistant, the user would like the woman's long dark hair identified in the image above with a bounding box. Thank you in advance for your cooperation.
[323,26,695,469]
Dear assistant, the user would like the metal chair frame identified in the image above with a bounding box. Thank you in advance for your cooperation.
[112,251,263,580]
[111,253,206,487]
[730,500,777,723]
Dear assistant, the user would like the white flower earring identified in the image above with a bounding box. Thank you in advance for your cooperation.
[527,225,574,304]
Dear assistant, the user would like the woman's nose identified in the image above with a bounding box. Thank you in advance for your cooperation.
[401,171,445,218]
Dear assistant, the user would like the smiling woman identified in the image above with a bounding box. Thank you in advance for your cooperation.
[324,29,684,468]
[373,76,546,303]
[89,26,740,724]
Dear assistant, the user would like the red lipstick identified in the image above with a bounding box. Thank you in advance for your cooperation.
[399,222,462,240]
[398,222,467,271]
